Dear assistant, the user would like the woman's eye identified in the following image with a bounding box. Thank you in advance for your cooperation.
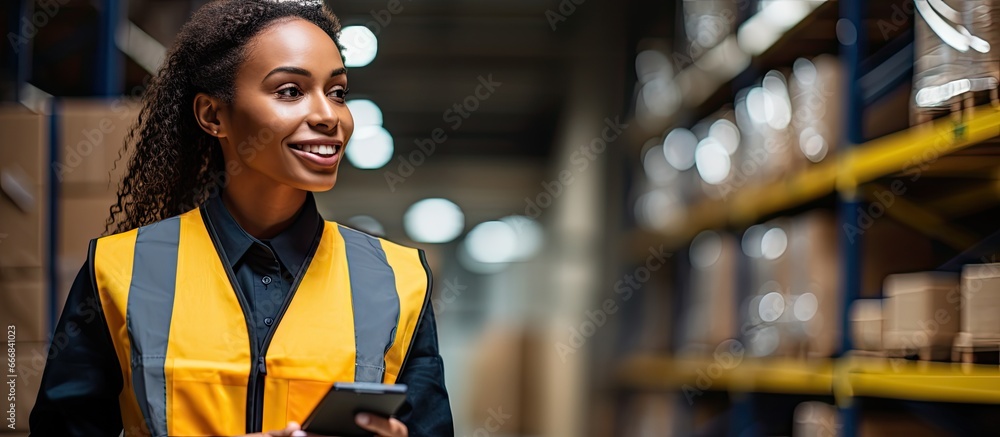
[328,87,349,101]
[276,86,303,98]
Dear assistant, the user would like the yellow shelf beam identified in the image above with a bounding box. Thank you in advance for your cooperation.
[618,356,834,396]
[730,162,839,226]
[618,356,735,392]
[619,355,1000,404]
[731,358,834,395]
[845,357,1000,404]
[659,104,1000,244]
[842,105,1000,191]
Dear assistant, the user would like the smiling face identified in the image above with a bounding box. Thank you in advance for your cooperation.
[214,18,354,192]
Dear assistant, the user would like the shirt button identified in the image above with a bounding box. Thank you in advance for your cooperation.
[262,276,272,285]
[264,317,274,326]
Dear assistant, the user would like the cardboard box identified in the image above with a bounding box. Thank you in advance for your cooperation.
[850,299,883,351]
[788,211,840,357]
[1,341,49,434]
[0,190,44,269]
[680,231,737,351]
[746,219,793,357]
[620,394,676,437]
[0,269,47,343]
[57,196,113,260]
[56,195,114,305]
[0,106,47,269]
[793,401,839,437]
[57,99,138,192]
[790,55,842,166]
[0,106,46,186]
[960,263,1000,338]
[882,272,960,357]
[466,325,523,434]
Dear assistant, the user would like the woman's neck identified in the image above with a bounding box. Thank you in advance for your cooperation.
[221,182,307,240]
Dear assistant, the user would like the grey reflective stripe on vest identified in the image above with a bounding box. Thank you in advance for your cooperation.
[338,225,401,383]
[126,217,180,437]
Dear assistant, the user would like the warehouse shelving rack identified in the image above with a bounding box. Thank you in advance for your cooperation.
[615,0,1000,436]
[634,104,1000,247]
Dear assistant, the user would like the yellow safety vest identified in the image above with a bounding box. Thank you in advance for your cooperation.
[90,207,430,436]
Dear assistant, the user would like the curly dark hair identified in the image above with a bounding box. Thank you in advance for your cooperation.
[105,0,343,234]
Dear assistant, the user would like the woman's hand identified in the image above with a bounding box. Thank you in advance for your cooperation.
[240,421,309,437]
[239,416,407,437]
[355,413,408,437]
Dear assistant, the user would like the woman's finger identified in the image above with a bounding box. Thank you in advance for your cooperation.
[263,421,307,437]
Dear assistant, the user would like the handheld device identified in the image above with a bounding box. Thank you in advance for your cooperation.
[301,382,408,437]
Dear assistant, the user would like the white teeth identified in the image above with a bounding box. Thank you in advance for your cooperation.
[294,144,337,156]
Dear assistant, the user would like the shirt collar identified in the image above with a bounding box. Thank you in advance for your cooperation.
[203,191,323,275]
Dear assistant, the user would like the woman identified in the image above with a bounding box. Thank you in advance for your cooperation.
[28,1,452,436]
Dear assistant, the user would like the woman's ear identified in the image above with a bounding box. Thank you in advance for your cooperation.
[193,93,225,137]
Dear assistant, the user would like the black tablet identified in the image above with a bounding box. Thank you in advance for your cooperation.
[301,382,408,437]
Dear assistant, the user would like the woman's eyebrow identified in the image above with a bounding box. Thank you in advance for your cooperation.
[263,66,348,81]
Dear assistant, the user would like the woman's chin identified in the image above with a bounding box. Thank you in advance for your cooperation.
[292,174,338,193]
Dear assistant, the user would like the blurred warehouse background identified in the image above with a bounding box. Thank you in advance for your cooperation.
[4,0,1000,436]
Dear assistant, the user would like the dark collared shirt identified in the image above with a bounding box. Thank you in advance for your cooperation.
[29,193,454,436]
[203,191,322,350]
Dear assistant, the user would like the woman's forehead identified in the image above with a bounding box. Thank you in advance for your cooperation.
[241,18,344,78]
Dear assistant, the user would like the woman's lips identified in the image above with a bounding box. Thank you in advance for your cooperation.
[288,143,341,167]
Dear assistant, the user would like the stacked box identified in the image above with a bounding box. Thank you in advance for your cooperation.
[0,106,49,357]
[912,0,965,118]
[0,106,47,269]
[55,100,138,315]
[966,1,1000,92]
[911,0,1000,122]
[734,71,797,187]
[745,219,793,357]
[790,55,842,166]
[620,393,676,437]
[850,299,883,352]
[882,272,960,359]
[692,112,742,200]
[788,211,840,357]
[679,231,737,353]
[793,401,839,437]
[56,99,136,191]
[682,0,737,56]
[0,271,46,344]
[960,263,1000,339]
